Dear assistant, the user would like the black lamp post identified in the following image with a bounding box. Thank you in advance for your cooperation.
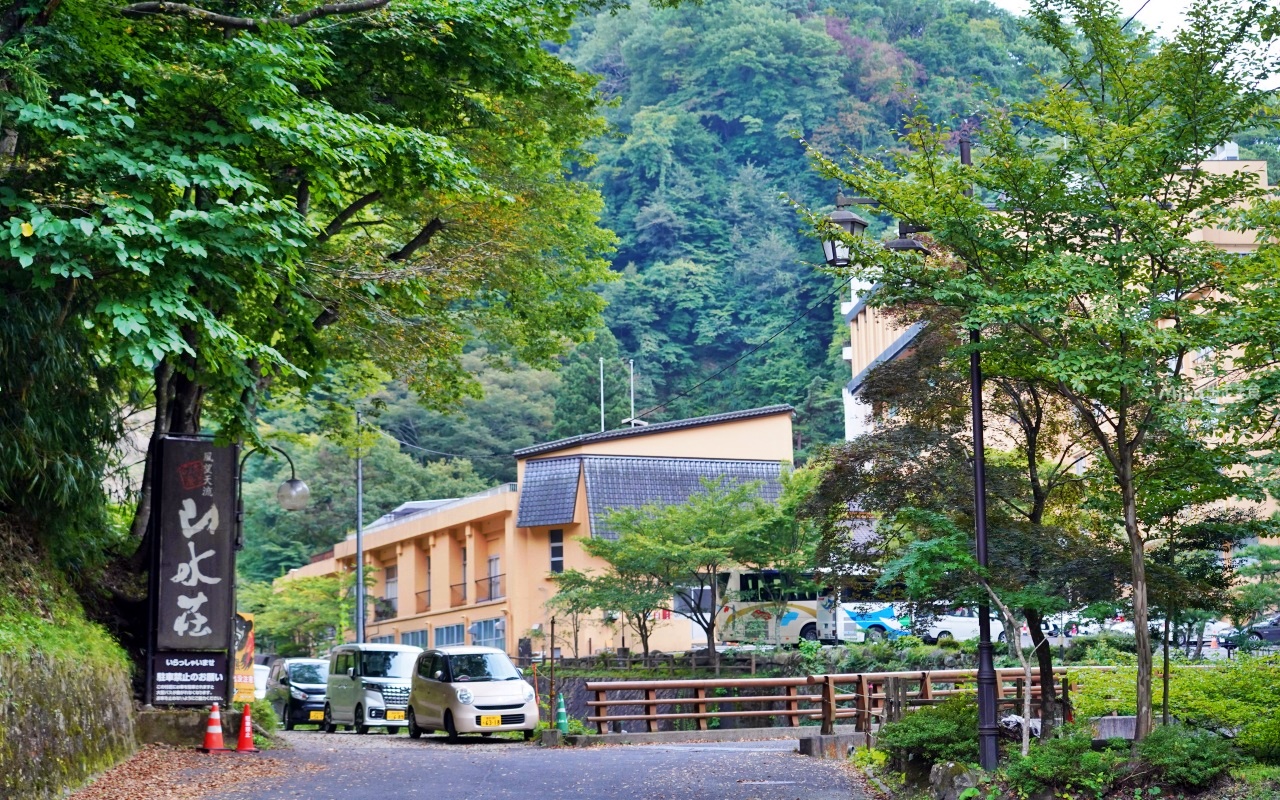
[236,444,311,550]
[823,155,999,769]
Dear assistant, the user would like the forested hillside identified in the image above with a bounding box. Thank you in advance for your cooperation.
[238,0,1070,576]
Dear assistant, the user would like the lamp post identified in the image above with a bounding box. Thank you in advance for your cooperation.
[823,157,999,768]
[355,407,366,644]
[235,444,311,551]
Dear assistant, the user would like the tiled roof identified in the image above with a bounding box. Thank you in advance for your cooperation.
[515,457,581,528]
[846,322,925,397]
[512,405,794,459]
[581,456,783,540]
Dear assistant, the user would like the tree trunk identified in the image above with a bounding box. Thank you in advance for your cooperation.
[1024,606,1056,737]
[1161,614,1171,726]
[708,578,720,675]
[1121,458,1154,741]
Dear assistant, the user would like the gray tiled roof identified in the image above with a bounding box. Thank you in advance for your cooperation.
[582,456,784,540]
[512,405,794,459]
[516,457,581,527]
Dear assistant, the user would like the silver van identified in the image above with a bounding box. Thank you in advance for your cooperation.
[323,643,421,734]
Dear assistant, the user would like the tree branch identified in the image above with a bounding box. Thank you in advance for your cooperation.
[119,0,389,30]
[316,190,382,243]
[388,217,444,261]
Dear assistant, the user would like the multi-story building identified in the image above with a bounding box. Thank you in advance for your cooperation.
[281,405,795,657]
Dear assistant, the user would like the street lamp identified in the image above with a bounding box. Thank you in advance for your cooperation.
[236,444,311,550]
[822,204,869,267]
[823,151,999,768]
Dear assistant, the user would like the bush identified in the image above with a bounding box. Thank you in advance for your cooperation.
[1003,725,1125,799]
[248,697,278,735]
[1138,724,1238,789]
[875,693,978,767]
[1236,714,1280,764]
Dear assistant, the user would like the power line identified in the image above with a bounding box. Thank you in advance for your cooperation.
[381,431,511,460]
[634,281,848,421]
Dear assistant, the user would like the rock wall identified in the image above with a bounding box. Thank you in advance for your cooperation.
[0,650,135,800]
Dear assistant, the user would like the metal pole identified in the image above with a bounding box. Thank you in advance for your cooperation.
[355,408,366,644]
[629,359,635,423]
[961,131,998,770]
[599,357,605,432]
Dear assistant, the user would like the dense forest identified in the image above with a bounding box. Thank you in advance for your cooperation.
[238,0,1280,581]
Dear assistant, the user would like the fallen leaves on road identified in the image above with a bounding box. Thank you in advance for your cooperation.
[68,744,294,800]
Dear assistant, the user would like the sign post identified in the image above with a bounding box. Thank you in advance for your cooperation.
[147,435,239,706]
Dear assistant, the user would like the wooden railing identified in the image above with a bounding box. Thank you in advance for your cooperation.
[586,666,1100,734]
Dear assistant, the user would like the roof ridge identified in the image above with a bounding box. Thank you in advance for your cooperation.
[512,404,794,459]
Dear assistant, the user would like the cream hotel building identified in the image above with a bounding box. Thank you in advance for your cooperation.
[286,406,795,657]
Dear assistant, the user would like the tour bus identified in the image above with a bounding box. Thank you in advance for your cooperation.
[718,569,906,646]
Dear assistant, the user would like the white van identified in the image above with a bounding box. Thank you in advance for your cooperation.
[323,643,421,735]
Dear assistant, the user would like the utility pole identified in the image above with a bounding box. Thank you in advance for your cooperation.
[355,407,366,644]
[599,357,605,432]
[629,359,635,424]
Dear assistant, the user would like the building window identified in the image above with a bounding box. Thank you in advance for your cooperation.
[470,617,506,651]
[550,529,563,574]
[435,623,465,647]
[384,565,398,599]
[370,634,394,644]
[401,629,428,648]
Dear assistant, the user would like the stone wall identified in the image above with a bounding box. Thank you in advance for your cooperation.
[0,650,136,800]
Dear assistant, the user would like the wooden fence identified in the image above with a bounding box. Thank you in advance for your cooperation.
[586,666,1103,734]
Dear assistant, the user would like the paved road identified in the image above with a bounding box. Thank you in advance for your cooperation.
[219,730,869,800]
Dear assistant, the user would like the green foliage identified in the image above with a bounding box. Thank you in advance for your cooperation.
[1003,725,1125,800]
[1138,724,1238,790]
[239,573,364,655]
[805,0,1280,737]
[237,428,489,583]
[1073,658,1280,763]
[875,693,978,768]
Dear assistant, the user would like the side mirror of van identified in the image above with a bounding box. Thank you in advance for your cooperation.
[280,675,290,686]
[346,667,355,679]
[433,670,444,681]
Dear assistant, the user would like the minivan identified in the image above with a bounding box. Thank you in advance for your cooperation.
[407,646,538,741]
[324,643,421,734]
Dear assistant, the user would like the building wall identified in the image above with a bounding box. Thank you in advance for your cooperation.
[279,411,794,657]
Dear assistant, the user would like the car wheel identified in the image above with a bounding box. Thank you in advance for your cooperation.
[386,727,402,736]
[322,704,337,734]
[936,631,953,641]
[1251,632,1265,641]
[284,715,295,732]
[866,626,886,642]
[998,632,1007,643]
[354,705,369,735]
[799,623,819,642]
[408,708,422,739]
[444,711,459,743]
[523,729,535,742]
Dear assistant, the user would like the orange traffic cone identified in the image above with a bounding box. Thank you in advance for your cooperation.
[199,703,231,753]
[235,703,259,753]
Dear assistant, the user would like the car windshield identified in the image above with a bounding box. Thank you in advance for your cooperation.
[290,663,327,684]
[361,651,416,679]
[447,653,521,682]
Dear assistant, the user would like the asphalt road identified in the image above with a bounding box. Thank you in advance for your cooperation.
[217,730,869,800]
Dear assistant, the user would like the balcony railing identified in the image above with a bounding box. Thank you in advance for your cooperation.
[475,574,505,603]
[450,582,467,607]
[416,589,431,614]
[373,597,398,622]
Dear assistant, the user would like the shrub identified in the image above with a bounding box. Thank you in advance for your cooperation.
[1236,714,1280,764]
[1138,724,1237,789]
[1003,725,1125,799]
[875,693,978,767]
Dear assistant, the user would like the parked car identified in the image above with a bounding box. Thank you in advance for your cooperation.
[266,657,329,730]
[1242,613,1280,644]
[324,643,421,735]
[407,646,538,742]
[253,664,270,700]
[920,607,1001,643]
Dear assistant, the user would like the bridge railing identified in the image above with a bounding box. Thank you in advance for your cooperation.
[585,666,1108,734]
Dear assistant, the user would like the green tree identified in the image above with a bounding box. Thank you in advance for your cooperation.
[592,478,775,671]
[805,0,1280,739]
[239,572,362,657]
[1234,543,1280,625]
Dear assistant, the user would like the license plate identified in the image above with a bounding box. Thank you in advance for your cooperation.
[308,711,324,721]
[479,715,502,727]
[385,710,405,721]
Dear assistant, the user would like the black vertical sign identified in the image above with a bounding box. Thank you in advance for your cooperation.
[150,436,236,703]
